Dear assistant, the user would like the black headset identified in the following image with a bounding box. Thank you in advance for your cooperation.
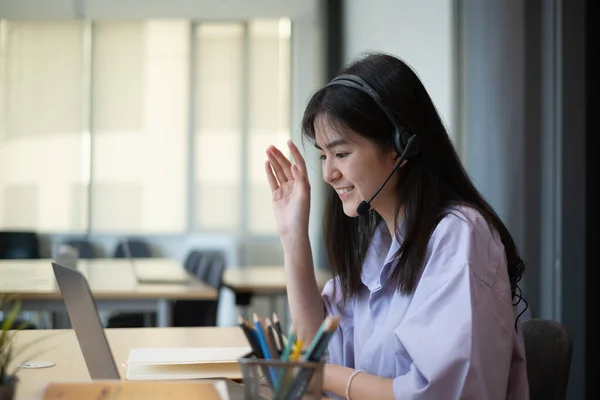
[325,74,421,215]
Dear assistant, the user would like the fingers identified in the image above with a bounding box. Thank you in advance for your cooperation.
[290,164,305,182]
[287,140,308,175]
[265,161,279,191]
[266,146,293,184]
[265,141,308,189]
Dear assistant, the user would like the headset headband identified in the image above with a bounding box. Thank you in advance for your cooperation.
[325,74,411,156]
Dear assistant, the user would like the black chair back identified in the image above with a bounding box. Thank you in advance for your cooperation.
[522,318,573,400]
[113,239,151,258]
[172,249,226,327]
[0,231,40,329]
[64,239,95,259]
[184,250,202,272]
[0,231,39,259]
[194,251,226,289]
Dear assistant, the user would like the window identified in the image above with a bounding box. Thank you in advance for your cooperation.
[246,19,291,235]
[194,19,291,234]
[194,23,244,231]
[91,21,189,233]
[0,18,292,237]
[0,21,87,232]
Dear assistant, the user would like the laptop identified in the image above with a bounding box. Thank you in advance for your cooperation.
[51,261,121,380]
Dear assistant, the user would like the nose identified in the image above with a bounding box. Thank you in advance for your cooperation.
[322,158,341,184]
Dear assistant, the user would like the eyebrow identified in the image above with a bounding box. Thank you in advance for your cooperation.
[314,139,348,150]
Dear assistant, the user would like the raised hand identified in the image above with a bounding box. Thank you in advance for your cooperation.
[265,140,311,240]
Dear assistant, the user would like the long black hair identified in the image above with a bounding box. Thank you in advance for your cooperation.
[301,53,526,314]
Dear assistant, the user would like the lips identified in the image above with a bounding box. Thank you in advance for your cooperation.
[335,186,354,196]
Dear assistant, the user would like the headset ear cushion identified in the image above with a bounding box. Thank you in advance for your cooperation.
[393,129,404,156]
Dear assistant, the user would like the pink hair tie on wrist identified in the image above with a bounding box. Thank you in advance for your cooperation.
[345,369,365,400]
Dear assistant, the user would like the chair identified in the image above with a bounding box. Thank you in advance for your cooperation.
[0,231,39,259]
[64,239,95,259]
[522,318,573,400]
[184,250,202,273]
[105,250,207,328]
[113,239,152,258]
[0,231,39,329]
[172,250,226,327]
[105,239,153,327]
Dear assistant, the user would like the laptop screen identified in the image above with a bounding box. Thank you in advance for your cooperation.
[52,261,121,380]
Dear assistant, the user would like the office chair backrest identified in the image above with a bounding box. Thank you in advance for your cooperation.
[0,231,39,259]
[183,250,202,272]
[65,239,95,259]
[113,239,151,258]
[195,250,226,289]
[172,250,226,327]
[522,318,573,400]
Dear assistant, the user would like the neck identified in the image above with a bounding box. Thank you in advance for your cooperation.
[376,205,404,238]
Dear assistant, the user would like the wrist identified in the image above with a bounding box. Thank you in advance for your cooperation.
[322,364,364,399]
[345,369,364,400]
[322,364,334,393]
[280,232,310,250]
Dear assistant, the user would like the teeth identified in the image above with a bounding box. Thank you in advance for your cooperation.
[337,187,354,194]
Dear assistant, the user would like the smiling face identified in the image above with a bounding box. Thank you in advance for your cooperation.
[314,115,399,220]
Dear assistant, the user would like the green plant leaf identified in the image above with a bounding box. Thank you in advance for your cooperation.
[0,297,21,333]
[0,295,59,386]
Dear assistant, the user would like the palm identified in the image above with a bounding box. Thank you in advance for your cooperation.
[265,141,311,238]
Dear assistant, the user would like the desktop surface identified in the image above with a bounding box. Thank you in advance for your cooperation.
[10,327,247,400]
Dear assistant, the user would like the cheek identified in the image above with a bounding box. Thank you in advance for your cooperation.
[352,168,379,193]
[356,162,394,194]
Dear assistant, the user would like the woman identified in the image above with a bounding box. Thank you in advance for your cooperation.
[265,53,529,399]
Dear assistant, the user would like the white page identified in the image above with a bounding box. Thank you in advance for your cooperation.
[125,362,244,380]
[127,346,252,365]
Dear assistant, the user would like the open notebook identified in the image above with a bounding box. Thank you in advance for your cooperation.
[126,346,252,380]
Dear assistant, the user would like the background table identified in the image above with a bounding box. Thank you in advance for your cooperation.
[223,266,331,328]
[0,258,218,327]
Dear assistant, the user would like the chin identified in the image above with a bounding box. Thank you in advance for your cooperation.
[342,203,360,218]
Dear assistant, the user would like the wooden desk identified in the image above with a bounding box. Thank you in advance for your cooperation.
[0,258,218,327]
[9,327,248,400]
[223,267,331,328]
[223,267,331,295]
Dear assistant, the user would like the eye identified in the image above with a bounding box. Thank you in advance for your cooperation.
[335,153,348,159]
[319,154,326,161]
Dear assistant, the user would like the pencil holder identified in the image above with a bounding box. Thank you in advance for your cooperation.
[239,357,325,400]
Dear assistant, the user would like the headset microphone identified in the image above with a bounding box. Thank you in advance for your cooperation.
[356,134,419,216]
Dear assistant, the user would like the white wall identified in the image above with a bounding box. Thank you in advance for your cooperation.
[342,0,456,137]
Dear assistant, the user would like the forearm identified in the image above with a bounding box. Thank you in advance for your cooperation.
[323,364,394,400]
[282,234,325,343]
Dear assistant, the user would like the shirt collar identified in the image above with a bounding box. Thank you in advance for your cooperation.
[361,218,405,290]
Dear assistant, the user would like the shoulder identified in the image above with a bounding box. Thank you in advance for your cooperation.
[423,205,506,289]
[432,205,498,246]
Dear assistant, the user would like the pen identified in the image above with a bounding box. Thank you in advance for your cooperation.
[273,327,297,398]
[237,315,263,358]
[264,317,280,358]
[302,316,337,361]
[272,313,286,348]
[253,313,278,385]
